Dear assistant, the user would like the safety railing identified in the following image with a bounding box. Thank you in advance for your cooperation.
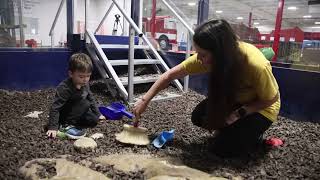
[95,3,115,34]
[160,0,196,92]
[111,0,183,98]
[49,0,65,48]
[86,30,128,98]
[86,0,194,101]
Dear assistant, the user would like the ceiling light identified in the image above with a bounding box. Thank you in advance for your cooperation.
[311,26,320,29]
[215,10,223,13]
[237,17,243,20]
[253,22,260,25]
[287,6,297,10]
[315,22,320,25]
[303,15,312,18]
[187,2,196,6]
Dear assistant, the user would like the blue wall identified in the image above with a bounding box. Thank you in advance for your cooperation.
[273,67,320,122]
[0,35,140,90]
[0,48,71,90]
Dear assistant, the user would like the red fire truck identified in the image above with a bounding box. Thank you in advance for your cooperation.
[142,16,177,50]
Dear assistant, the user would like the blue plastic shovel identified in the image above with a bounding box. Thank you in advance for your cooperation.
[152,129,175,148]
[99,102,134,120]
[99,106,122,120]
[110,102,134,119]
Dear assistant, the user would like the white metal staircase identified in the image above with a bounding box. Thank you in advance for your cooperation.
[85,0,194,103]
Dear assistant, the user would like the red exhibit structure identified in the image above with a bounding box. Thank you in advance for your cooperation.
[261,27,304,42]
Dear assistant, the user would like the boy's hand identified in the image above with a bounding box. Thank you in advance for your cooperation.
[99,115,106,120]
[46,130,57,138]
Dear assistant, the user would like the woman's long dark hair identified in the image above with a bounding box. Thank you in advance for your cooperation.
[193,19,248,130]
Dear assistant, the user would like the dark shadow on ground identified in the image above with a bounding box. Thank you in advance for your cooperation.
[162,137,271,174]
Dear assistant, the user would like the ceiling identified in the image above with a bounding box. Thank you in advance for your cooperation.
[143,0,320,33]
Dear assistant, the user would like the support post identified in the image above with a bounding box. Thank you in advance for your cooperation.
[183,31,192,92]
[197,0,209,25]
[51,33,54,48]
[67,0,74,47]
[128,27,135,102]
[18,0,24,47]
[248,12,252,28]
[131,0,140,28]
[272,0,285,61]
[139,0,143,30]
[95,3,114,34]
[151,0,156,38]
[85,0,89,43]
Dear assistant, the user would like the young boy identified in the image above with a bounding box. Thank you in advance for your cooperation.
[46,53,105,139]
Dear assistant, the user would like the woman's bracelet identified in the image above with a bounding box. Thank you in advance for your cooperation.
[141,96,147,102]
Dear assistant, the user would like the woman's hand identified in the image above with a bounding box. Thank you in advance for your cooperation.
[133,98,149,119]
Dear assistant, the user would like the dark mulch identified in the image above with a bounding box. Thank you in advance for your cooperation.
[0,86,319,180]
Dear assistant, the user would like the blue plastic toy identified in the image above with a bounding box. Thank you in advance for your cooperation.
[99,102,134,120]
[152,129,175,148]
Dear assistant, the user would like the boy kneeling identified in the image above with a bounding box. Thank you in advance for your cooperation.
[46,53,104,139]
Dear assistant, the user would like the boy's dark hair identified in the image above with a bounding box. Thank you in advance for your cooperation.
[69,53,93,73]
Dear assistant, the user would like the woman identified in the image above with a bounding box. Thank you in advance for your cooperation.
[133,19,280,157]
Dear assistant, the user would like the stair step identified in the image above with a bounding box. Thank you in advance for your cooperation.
[100,44,149,49]
[132,92,182,104]
[119,74,160,85]
[109,59,161,66]
[150,92,182,102]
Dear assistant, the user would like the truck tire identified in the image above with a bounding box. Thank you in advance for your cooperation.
[158,35,169,50]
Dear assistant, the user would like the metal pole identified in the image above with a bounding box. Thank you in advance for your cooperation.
[197,0,209,25]
[95,3,114,34]
[248,11,252,40]
[128,27,135,102]
[85,0,89,43]
[139,0,143,30]
[151,0,156,38]
[66,0,74,47]
[112,0,183,91]
[272,0,285,62]
[49,0,65,36]
[86,30,128,98]
[183,31,192,92]
[161,0,194,35]
[248,12,252,28]
[51,32,54,48]
[139,0,143,44]
[8,0,16,40]
[131,0,140,28]
[18,0,24,47]
[183,76,190,92]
